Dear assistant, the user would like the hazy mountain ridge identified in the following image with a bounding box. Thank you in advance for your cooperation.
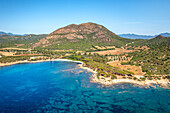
[0,31,28,36]
[1,30,169,39]
[118,32,170,39]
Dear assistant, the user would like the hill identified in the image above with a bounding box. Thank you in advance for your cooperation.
[0,34,47,48]
[34,22,132,50]
[126,35,170,75]
[129,35,170,48]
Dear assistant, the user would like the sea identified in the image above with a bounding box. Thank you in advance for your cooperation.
[0,61,169,113]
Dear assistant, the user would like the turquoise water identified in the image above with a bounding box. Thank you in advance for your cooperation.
[0,61,169,113]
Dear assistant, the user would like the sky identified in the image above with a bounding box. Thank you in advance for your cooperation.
[0,0,170,35]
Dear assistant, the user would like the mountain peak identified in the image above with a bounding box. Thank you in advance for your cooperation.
[49,22,115,36]
[155,35,165,39]
[79,22,99,26]
[34,22,120,48]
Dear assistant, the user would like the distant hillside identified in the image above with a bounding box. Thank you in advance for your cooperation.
[0,34,47,48]
[118,34,153,39]
[129,35,170,48]
[118,32,170,39]
[34,22,132,50]
[159,32,170,37]
[0,31,27,36]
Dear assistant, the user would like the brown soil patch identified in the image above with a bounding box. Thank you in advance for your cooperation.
[15,44,25,47]
[108,61,145,75]
[0,51,15,56]
[90,48,138,55]
[105,46,115,49]
[93,46,115,50]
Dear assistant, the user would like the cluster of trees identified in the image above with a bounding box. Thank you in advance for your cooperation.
[0,55,50,63]
[109,55,130,61]
[86,45,116,52]
[0,56,32,63]
[34,49,75,59]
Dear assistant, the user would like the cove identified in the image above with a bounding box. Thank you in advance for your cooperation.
[0,61,169,113]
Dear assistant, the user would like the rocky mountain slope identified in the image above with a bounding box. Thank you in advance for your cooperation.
[34,22,131,50]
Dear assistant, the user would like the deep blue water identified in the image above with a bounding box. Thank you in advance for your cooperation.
[0,61,169,113]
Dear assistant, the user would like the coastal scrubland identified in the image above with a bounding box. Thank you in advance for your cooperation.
[0,22,169,87]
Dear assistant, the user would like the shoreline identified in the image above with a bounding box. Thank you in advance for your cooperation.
[0,59,57,67]
[91,74,170,89]
[0,58,169,89]
[57,59,169,89]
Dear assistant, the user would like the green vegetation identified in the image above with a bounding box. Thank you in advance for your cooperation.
[40,35,131,51]
[133,77,137,80]
[35,49,70,56]
[121,62,132,65]
[0,56,36,63]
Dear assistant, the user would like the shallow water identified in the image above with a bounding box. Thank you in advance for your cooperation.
[0,61,169,113]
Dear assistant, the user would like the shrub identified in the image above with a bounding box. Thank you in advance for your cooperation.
[148,76,153,80]
[133,77,137,80]
[140,77,146,81]
[111,75,117,79]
